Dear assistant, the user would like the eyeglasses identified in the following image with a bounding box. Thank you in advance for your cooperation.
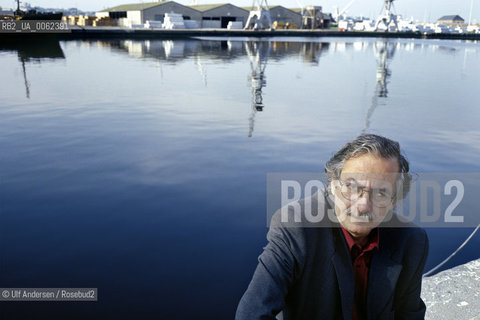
[336,179,395,208]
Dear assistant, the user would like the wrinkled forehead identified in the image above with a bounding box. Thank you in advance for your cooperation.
[338,154,400,187]
[339,172,399,188]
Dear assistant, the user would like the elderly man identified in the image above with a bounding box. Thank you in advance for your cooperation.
[236,134,428,320]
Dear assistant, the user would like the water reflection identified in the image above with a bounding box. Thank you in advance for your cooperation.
[195,55,208,86]
[246,41,270,137]
[374,39,396,98]
[20,58,30,99]
[0,38,65,99]
[103,38,331,63]
[363,39,397,132]
[3,37,478,136]
[96,39,330,136]
[101,39,246,62]
[69,37,478,62]
[301,42,326,65]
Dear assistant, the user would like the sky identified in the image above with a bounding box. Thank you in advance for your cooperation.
[0,0,478,23]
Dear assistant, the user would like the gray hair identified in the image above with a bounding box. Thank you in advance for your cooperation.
[325,134,411,200]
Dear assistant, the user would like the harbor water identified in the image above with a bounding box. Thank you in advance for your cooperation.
[1,37,480,319]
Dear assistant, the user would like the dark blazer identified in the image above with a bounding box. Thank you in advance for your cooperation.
[236,192,429,320]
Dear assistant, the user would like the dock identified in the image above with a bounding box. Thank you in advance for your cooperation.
[422,258,480,320]
[65,26,480,40]
[2,25,480,41]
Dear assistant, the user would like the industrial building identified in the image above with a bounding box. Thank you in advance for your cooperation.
[96,1,328,29]
[96,1,202,26]
[0,8,14,19]
[437,15,465,25]
[190,3,249,28]
[269,6,302,28]
[292,7,332,29]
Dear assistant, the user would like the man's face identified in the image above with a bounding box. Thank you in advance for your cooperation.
[331,153,400,241]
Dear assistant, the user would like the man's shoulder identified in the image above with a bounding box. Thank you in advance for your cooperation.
[269,190,334,229]
[381,213,427,238]
[379,214,428,263]
[267,192,338,253]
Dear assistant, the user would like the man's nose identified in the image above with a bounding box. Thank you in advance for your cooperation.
[354,191,373,212]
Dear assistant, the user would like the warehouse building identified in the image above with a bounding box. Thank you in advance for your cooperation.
[96,1,327,29]
[436,15,465,25]
[190,3,249,28]
[0,8,14,19]
[291,7,331,29]
[269,6,301,28]
[96,1,202,26]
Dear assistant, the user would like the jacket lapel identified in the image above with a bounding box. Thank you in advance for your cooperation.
[367,229,403,320]
[331,228,354,320]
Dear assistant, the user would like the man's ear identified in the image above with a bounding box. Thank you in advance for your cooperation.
[330,179,338,189]
[329,181,336,195]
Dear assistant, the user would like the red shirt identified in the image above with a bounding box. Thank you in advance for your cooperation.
[341,227,379,320]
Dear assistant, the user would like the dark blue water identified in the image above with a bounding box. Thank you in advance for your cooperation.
[1,37,479,319]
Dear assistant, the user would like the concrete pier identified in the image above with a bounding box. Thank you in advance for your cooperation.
[2,26,480,41]
[422,259,480,320]
[65,27,480,41]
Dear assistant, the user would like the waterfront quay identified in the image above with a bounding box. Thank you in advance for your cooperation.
[422,259,480,320]
[2,26,480,40]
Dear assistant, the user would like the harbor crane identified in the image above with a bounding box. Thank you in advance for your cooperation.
[244,0,273,30]
[333,0,358,22]
[14,0,22,16]
[295,0,305,15]
[374,0,399,31]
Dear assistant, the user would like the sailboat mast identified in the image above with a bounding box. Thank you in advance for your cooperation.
[468,0,474,26]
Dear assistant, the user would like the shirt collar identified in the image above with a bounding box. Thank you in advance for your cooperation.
[340,226,379,252]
